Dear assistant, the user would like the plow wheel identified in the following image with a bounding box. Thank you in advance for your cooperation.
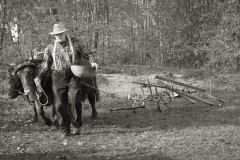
[157,91,171,113]
[128,87,145,113]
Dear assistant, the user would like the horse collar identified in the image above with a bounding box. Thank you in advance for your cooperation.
[14,62,36,74]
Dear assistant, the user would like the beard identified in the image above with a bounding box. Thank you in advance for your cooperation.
[55,34,66,42]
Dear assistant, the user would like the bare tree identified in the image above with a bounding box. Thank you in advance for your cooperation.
[0,0,6,55]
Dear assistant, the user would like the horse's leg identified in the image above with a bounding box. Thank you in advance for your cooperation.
[34,100,53,126]
[51,105,59,128]
[31,103,38,123]
[87,92,97,119]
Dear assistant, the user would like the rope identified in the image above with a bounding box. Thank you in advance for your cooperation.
[80,81,122,99]
[35,85,49,106]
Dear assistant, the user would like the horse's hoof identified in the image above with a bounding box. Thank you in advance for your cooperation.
[45,119,53,126]
[53,120,60,129]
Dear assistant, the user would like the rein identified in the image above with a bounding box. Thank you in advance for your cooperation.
[35,85,49,106]
[35,71,51,106]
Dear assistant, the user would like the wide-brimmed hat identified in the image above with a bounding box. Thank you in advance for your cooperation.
[49,22,68,35]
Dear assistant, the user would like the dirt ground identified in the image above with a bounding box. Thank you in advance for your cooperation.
[1,71,239,160]
[97,74,141,98]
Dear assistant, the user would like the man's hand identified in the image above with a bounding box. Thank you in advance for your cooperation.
[34,77,41,86]
[91,62,98,70]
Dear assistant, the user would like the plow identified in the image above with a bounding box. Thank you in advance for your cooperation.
[110,74,225,113]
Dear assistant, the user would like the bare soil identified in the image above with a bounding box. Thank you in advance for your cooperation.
[98,74,141,98]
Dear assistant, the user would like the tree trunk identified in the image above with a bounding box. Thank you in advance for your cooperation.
[0,0,6,55]
[104,0,109,47]
[156,0,162,66]
[142,0,149,65]
[92,0,99,61]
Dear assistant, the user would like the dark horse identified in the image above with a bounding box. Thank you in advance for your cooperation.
[8,57,100,126]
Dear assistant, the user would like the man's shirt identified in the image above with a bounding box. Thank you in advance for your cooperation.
[37,36,95,79]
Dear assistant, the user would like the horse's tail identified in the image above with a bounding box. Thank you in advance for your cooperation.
[95,87,100,102]
[93,77,100,102]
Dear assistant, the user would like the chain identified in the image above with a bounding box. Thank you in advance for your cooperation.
[80,81,122,99]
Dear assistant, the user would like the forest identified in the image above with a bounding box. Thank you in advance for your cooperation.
[1,0,240,72]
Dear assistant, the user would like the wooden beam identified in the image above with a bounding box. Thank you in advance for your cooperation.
[168,86,216,106]
[109,105,146,111]
[179,94,196,104]
[155,75,206,92]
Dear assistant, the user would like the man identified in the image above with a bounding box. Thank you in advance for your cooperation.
[34,22,96,137]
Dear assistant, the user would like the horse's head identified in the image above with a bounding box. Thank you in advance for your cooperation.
[8,58,37,101]
[7,67,23,99]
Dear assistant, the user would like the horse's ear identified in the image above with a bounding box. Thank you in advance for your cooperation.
[33,49,37,59]
[8,63,16,75]
[29,51,34,60]
[8,68,15,75]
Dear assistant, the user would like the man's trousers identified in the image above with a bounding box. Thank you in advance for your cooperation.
[52,69,82,134]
